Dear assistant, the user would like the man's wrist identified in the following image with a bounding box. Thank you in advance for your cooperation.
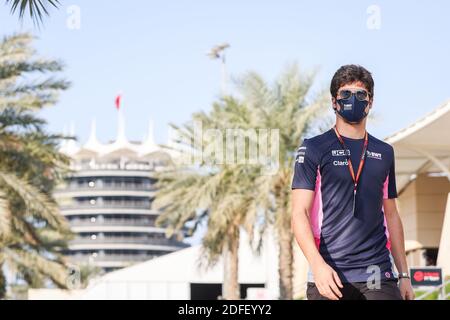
[310,255,326,270]
[398,271,410,279]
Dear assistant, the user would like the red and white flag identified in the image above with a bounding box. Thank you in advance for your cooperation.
[115,93,122,110]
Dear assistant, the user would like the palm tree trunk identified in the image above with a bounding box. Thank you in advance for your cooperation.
[222,228,240,300]
[0,263,6,299]
[277,226,294,299]
[275,173,294,300]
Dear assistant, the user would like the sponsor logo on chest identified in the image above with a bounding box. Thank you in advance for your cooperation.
[331,149,382,160]
[333,160,349,166]
[331,149,350,157]
[366,150,382,160]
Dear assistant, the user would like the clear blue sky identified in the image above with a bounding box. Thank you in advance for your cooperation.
[1,0,450,144]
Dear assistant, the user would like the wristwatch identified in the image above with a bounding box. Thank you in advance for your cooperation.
[398,272,410,279]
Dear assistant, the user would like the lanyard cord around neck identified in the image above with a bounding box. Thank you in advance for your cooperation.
[332,126,369,193]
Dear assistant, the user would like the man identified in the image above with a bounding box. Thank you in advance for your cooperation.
[291,64,415,300]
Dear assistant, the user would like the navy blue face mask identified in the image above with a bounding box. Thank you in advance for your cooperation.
[335,95,369,123]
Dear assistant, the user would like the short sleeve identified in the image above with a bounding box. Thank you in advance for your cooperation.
[291,139,320,191]
[383,147,398,199]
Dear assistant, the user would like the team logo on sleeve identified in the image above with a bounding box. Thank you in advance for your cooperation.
[296,146,306,164]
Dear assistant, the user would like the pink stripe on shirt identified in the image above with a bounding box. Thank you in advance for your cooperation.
[382,174,391,251]
[310,169,323,249]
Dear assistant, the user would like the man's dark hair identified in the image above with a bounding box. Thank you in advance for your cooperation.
[330,64,374,99]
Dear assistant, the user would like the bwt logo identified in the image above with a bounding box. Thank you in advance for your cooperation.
[332,149,350,157]
[366,150,382,160]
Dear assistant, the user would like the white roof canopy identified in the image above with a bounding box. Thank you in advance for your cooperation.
[385,100,450,194]
[59,109,165,160]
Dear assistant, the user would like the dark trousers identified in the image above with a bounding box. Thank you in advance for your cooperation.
[306,279,403,300]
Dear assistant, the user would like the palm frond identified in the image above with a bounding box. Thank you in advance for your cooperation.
[0,32,70,296]
[6,0,60,26]
[3,247,68,289]
[0,170,69,232]
[0,191,12,240]
[0,33,35,64]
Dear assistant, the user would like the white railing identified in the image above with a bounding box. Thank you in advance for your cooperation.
[69,219,155,227]
[58,184,156,192]
[69,254,154,263]
[61,201,151,209]
[415,279,450,300]
[71,237,173,245]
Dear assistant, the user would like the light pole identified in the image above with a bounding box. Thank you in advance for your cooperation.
[207,42,230,96]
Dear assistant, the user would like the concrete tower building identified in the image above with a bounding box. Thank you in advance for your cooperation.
[57,109,189,273]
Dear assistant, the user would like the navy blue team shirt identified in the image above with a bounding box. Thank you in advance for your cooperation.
[292,128,398,283]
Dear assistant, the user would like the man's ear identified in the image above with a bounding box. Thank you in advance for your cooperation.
[332,97,337,111]
[365,99,373,114]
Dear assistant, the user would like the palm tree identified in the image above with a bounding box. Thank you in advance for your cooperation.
[153,98,264,300]
[5,0,60,25]
[154,64,329,300]
[0,33,72,298]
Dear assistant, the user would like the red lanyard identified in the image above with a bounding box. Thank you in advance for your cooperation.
[333,126,368,214]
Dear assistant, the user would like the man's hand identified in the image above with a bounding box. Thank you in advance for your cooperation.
[311,261,344,300]
[399,278,415,300]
